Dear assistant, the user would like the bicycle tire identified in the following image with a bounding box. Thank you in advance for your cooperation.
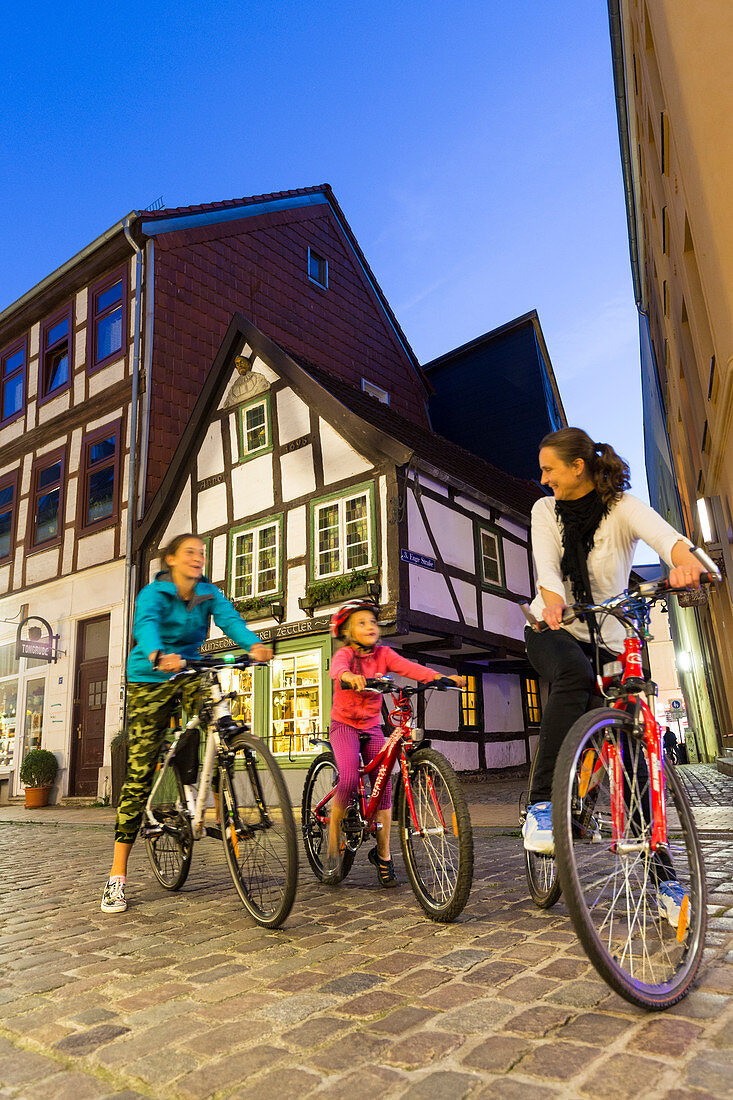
[398,747,473,922]
[219,731,298,928]
[553,708,707,1010]
[301,751,355,884]
[523,745,562,909]
[144,761,193,891]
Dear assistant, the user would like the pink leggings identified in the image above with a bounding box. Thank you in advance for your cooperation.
[329,720,392,811]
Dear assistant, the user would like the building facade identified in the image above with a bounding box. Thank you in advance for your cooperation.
[0,187,545,802]
[609,0,733,753]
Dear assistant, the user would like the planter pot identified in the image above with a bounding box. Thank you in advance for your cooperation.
[237,602,284,623]
[301,580,381,616]
[24,786,52,808]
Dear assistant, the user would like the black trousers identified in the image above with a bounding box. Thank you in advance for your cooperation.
[525,626,612,803]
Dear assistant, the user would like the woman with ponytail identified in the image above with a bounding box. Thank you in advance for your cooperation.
[523,428,705,929]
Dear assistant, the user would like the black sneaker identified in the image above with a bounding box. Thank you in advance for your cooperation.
[368,846,397,888]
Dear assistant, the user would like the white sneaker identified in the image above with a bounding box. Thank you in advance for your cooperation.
[657,880,690,936]
[523,802,554,855]
[101,877,127,914]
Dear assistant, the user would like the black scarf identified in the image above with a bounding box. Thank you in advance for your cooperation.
[555,489,608,605]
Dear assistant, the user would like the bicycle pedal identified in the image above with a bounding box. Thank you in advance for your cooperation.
[205,825,223,840]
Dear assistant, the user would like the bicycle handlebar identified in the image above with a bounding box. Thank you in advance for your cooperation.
[340,675,459,694]
[177,654,254,673]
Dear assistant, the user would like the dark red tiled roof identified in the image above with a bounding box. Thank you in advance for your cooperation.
[297,358,543,518]
[140,184,331,220]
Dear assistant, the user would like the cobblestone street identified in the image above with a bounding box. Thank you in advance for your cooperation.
[1,766,732,1100]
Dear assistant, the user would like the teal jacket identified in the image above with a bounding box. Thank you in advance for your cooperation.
[127,572,262,683]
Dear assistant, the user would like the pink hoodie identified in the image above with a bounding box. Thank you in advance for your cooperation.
[330,644,438,730]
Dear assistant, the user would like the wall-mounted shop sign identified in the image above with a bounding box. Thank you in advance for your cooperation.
[15,616,60,663]
[400,548,436,570]
[200,616,331,653]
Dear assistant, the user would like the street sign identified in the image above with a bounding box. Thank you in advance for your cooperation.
[400,549,436,570]
[670,699,682,709]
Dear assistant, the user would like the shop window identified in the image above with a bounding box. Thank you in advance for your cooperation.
[1,339,25,424]
[271,651,321,755]
[477,525,505,589]
[459,674,482,731]
[0,642,19,769]
[238,396,272,460]
[231,518,281,598]
[523,676,542,726]
[0,470,19,561]
[41,309,72,399]
[90,271,126,369]
[81,422,120,530]
[307,247,328,289]
[219,664,253,727]
[21,678,45,758]
[314,486,373,578]
[30,449,65,549]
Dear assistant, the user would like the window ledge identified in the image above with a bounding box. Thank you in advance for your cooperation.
[299,578,380,618]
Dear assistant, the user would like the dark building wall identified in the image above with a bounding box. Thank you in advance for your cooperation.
[147,202,429,502]
[426,323,560,482]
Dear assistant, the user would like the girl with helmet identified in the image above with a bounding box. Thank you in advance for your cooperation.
[326,599,464,886]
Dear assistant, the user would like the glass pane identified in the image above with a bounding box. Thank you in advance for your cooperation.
[46,318,68,346]
[4,348,24,374]
[345,495,369,569]
[22,678,45,757]
[96,308,123,361]
[90,436,116,466]
[0,678,18,768]
[97,280,123,313]
[36,488,59,543]
[84,618,110,661]
[0,508,11,557]
[0,642,18,679]
[234,532,254,598]
[87,466,115,524]
[481,532,500,584]
[227,666,253,725]
[2,371,23,419]
[271,655,295,754]
[0,485,12,508]
[46,350,68,392]
[245,404,267,452]
[257,525,278,594]
[39,463,61,489]
[317,503,340,575]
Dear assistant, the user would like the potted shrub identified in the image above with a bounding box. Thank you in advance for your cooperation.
[19,748,58,808]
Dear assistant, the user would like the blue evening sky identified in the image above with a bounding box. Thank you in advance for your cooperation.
[2,1,648,529]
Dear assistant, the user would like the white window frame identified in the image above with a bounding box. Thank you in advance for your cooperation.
[314,490,373,579]
[241,399,269,457]
[479,527,503,588]
[307,247,328,289]
[361,378,390,405]
[232,520,280,598]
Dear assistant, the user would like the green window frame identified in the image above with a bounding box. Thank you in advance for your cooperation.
[310,481,376,580]
[475,523,506,592]
[228,514,284,599]
[237,394,273,462]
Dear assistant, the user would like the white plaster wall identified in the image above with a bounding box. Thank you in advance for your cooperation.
[87,408,124,435]
[89,360,125,397]
[217,369,239,411]
[379,476,390,606]
[16,499,28,546]
[287,506,306,560]
[62,530,74,574]
[287,563,307,622]
[482,591,527,640]
[319,419,373,483]
[198,483,228,532]
[229,413,239,463]
[0,458,21,479]
[250,357,279,383]
[281,446,316,502]
[417,475,449,498]
[26,397,37,431]
[211,534,227,584]
[75,329,86,368]
[161,476,192,546]
[74,374,85,406]
[75,288,87,324]
[422,497,474,572]
[485,740,527,769]
[407,493,434,556]
[29,324,39,358]
[66,478,78,525]
[504,542,531,596]
[13,550,23,589]
[277,389,311,444]
[0,420,24,447]
[77,529,115,570]
[230,455,274,519]
[409,565,456,620]
[25,548,60,585]
[0,564,9,595]
[197,422,225,480]
[452,577,478,627]
[497,515,528,540]
[36,435,66,458]
[430,739,478,771]
[484,674,524,732]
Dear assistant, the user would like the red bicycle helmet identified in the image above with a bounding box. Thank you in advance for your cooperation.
[330,599,379,639]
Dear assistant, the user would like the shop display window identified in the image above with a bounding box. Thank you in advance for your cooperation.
[0,642,18,769]
[22,678,45,758]
[271,651,321,756]
[219,664,254,728]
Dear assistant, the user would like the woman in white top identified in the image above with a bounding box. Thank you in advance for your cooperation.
[523,427,705,895]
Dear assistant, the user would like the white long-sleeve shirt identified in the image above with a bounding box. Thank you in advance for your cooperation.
[529,492,690,653]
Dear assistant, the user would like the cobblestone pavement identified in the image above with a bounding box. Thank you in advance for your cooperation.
[1,775,732,1100]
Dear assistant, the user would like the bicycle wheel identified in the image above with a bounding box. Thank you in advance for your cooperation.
[218,731,298,928]
[301,751,356,884]
[144,760,193,890]
[398,747,473,922]
[553,708,707,1010]
[524,746,562,909]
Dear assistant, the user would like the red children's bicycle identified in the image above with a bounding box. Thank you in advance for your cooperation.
[301,677,474,922]
[527,552,720,1009]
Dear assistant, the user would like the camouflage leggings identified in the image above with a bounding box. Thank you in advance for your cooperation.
[115,677,202,844]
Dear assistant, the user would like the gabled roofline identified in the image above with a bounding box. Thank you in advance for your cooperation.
[134,313,413,554]
[422,309,567,427]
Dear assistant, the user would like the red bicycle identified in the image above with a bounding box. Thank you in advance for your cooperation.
[529,553,720,1009]
[301,677,474,922]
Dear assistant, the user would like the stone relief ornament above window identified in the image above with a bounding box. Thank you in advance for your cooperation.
[223,358,270,408]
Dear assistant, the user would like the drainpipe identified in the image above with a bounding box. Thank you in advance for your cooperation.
[121,216,143,726]
[137,238,154,521]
